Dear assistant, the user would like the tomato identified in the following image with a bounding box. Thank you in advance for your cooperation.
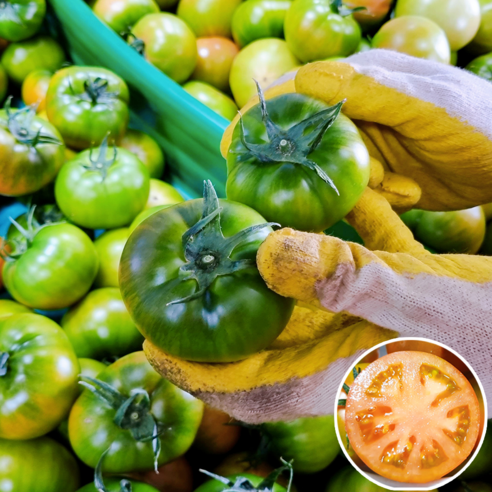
[93,0,159,34]
[466,52,492,82]
[193,405,241,455]
[1,35,65,84]
[78,479,159,492]
[482,202,492,221]
[55,143,150,229]
[229,38,299,108]
[191,37,239,93]
[69,351,204,473]
[94,228,130,288]
[231,0,292,48]
[145,178,184,209]
[0,0,46,42]
[395,0,481,51]
[46,66,130,150]
[196,474,285,492]
[130,205,170,233]
[214,452,278,479]
[21,69,52,112]
[183,80,238,121]
[372,16,451,64]
[345,351,482,483]
[284,0,362,63]
[226,89,370,232]
[3,222,98,310]
[131,13,197,84]
[177,0,242,38]
[0,63,7,102]
[0,102,65,197]
[461,422,492,479]
[401,207,486,254]
[62,288,144,360]
[120,182,294,362]
[0,436,80,492]
[346,0,392,33]
[450,482,492,492]
[466,0,492,56]
[355,37,371,52]
[451,50,458,65]
[0,298,32,318]
[118,129,165,179]
[0,313,79,439]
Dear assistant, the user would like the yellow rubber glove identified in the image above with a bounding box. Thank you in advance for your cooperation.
[146,51,492,423]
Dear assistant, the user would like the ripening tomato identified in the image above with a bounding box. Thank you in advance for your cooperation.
[372,16,451,64]
[466,0,492,56]
[346,0,393,33]
[94,228,130,288]
[191,37,239,93]
[345,351,482,483]
[131,13,197,84]
[395,0,481,51]
[466,52,492,82]
[183,80,238,121]
[229,38,299,108]
[21,69,52,112]
[177,0,242,38]
[0,0,46,42]
[145,179,184,209]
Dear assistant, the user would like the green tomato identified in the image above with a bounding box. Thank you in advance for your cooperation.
[1,35,65,84]
[183,80,238,121]
[61,288,144,359]
[466,52,492,82]
[0,298,33,318]
[130,205,170,233]
[195,473,286,492]
[0,63,8,103]
[145,178,184,209]
[94,228,130,288]
[226,91,370,232]
[69,351,204,473]
[395,0,481,51]
[177,0,242,38]
[467,0,492,56]
[0,313,79,439]
[232,0,292,48]
[3,223,99,310]
[45,66,130,150]
[119,183,295,362]
[93,0,160,34]
[262,416,339,474]
[229,38,299,108]
[55,146,150,229]
[0,0,46,42]
[371,16,451,64]
[461,421,492,479]
[118,129,165,179]
[0,436,80,492]
[131,13,197,84]
[78,479,159,492]
[355,37,371,53]
[0,104,65,197]
[284,0,362,63]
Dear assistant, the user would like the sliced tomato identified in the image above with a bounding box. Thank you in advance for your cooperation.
[345,351,481,484]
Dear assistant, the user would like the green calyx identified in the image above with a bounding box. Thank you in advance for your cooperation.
[200,458,294,492]
[4,97,61,147]
[84,135,118,179]
[81,77,119,105]
[239,82,344,195]
[0,352,9,377]
[330,0,366,17]
[165,180,278,306]
[338,366,362,407]
[95,448,134,492]
[79,376,162,472]
[122,31,145,56]
[0,2,22,24]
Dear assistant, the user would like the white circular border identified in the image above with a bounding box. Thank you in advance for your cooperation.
[333,336,488,491]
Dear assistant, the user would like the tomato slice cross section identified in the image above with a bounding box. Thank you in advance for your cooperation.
[345,351,481,483]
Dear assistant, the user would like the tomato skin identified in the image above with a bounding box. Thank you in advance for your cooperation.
[0,63,7,102]
[55,147,150,229]
[131,13,197,84]
[395,0,481,51]
[0,0,46,42]
[145,178,184,209]
[284,0,362,63]
[78,479,159,492]
[46,66,130,150]
[195,473,286,492]
[1,35,65,84]
[226,92,370,232]
[3,224,98,310]
[0,107,65,197]
[120,199,295,362]
[229,38,299,108]
[466,52,492,82]
[130,205,170,233]
[372,16,451,64]
[191,37,239,93]
[0,436,80,492]
[482,202,492,221]
[183,80,238,121]
[94,228,130,288]
[21,69,52,112]
[118,129,165,179]
[231,0,292,48]
[460,422,492,479]
[0,298,32,318]
[346,0,393,33]
[93,0,159,34]
[0,313,80,439]
[69,351,204,473]
[177,0,242,38]
[467,0,492,56]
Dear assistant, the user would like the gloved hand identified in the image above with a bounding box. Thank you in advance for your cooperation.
[145,51,492,423]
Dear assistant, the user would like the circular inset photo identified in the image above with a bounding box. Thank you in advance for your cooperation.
[335,338,487,491]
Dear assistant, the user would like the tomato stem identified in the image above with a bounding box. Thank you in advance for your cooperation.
[330,0,366,17]
[84,135,118,179]
[0,352,9,377]
[82,77,119,105]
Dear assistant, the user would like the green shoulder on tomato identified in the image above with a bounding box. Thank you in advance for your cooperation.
[466,52,492,82]
[92,0,159,33]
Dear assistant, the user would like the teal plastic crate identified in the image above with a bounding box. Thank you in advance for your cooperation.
[48,0,228,199]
